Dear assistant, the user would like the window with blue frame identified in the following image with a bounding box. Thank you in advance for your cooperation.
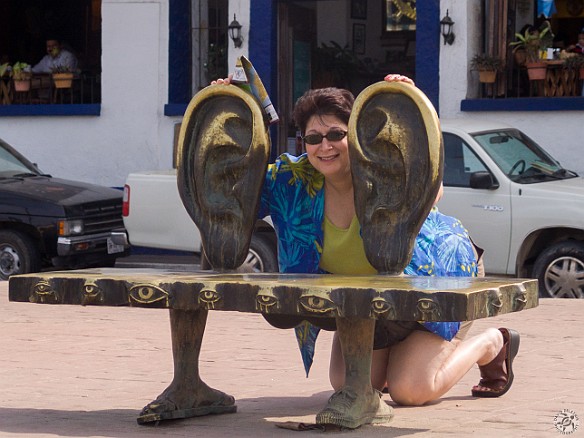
[0,0,102,111]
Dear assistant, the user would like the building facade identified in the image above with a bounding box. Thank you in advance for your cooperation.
[0,0,582,188]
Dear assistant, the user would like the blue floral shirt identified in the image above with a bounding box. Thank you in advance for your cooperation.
[258,153,478,374]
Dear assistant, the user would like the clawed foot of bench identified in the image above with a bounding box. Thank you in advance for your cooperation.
[315,387,393,429]
[137,383,236,424]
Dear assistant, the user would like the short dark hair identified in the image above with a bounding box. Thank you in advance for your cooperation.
[292,87,354,134]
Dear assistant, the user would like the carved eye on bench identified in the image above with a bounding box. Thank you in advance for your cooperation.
[199,288,222,309]
[416,298,441,320]
[129,284,169,307]
[30,280,58,304]
[82,281,104,305]
[298,292,337,315]
[370,295,396,319]
[256,290,279,312]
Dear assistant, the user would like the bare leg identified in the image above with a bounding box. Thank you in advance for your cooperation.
[138,308,236,424]
[386,328,503,406]
[316,318,393,429]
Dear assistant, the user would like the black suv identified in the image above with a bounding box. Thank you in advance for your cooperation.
[0,137,129,280]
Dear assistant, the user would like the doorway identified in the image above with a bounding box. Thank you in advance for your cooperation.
[275,0,417,155]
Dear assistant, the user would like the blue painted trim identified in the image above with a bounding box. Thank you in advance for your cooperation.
[461,97,584,111]
[0,104,101,117]
[164,103,188,116]
[250,0,279,161]
[168,0,191,104]
[416,0,440,112]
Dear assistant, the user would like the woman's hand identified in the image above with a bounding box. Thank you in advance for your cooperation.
[211,74,233,85]
[384,74,415,86]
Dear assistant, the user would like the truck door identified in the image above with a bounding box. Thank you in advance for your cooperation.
[438,132,512,275]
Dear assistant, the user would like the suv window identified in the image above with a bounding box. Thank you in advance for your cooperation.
[443,133,489,187]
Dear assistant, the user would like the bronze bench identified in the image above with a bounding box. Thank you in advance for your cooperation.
[8,76,538,430]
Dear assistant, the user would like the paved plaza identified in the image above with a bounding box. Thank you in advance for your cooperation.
[1,280,583,437]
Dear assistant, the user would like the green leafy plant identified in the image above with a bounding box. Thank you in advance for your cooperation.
[563,54,584,69]
[470,54,503,71]
[312,41,365,88]
[0,62,10,77]
[509,26,551,64]
[11,62,31,81]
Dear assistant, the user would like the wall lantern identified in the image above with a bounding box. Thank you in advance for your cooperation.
[440,10,455,45]
[228,14,243,48]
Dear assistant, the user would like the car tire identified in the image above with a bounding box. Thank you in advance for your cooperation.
[533,241,584,298]
[245,234,278,273]
[200,234,278,273]
[0,230,41,280]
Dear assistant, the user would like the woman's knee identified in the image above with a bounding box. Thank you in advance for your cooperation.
[387,382,431,406]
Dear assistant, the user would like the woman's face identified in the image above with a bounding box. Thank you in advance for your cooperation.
[304,114,351,180]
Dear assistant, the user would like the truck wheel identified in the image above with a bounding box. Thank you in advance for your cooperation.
[199,234,278,272]
[0,231,41,280]
[243,234,278,273]
[533,242,584,298]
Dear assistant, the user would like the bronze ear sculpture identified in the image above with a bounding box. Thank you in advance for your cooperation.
[348,81,444,274]
[176,85,271,270]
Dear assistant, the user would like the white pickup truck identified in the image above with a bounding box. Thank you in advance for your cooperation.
[122,169,278,272]
[122,119,584,299]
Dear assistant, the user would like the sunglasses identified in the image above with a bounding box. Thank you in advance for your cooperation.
[302,130,347,145]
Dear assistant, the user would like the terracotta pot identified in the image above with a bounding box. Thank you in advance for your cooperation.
[13,79,31,92]
[52,72,74,89]
[526,62,547,81]
[478,70,497,83]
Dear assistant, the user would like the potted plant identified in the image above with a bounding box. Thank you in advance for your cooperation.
[563,54,584,80]
[51,65,74,89]
[311,41,365,88]
[509,25,551,81]
[11,62,32,92]
[470,54,502,83]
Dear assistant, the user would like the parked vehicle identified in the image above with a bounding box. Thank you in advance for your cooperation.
[0,137,129,280]
[122,170,278,272]
[439,120,584,298]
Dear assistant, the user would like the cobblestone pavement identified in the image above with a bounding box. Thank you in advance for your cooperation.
[1,280,583,437]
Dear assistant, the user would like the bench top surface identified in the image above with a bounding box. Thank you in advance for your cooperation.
[9,268,538,322]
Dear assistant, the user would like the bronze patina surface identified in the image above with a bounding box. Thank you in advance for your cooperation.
[176,84,270,271]
[9,270,538,322]
[349,81,443,274]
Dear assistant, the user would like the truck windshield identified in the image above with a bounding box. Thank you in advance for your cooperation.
[471,129,577,183]
[0,144,40,178]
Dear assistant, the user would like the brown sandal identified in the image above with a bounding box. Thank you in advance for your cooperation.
[471,328,520,398]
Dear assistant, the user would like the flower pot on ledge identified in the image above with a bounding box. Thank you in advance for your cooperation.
[526,61,547,81]
[478,70,497,83]
[52,72,74,89]
[13,79,31,92]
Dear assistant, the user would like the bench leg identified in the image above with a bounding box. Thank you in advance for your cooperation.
[137,308,236,424]
[316,318,394,429]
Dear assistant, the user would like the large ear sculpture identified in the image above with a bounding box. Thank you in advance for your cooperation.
[176,84,271,270]
[348,81,443,274]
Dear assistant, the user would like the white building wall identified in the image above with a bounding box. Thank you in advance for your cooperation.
[0,0,181,188]
[439,0,584,175]
[1,0,582,186]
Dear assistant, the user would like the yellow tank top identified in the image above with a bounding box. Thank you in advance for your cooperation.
[319,215,377,275]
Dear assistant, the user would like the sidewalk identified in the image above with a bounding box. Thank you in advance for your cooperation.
[1,279,583,437]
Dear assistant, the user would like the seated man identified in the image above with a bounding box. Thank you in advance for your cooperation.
[32,38,78,74]
[31,38,78,102]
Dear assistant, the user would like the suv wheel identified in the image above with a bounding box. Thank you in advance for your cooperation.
[0,231,41,280]
[533,242,584,298]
